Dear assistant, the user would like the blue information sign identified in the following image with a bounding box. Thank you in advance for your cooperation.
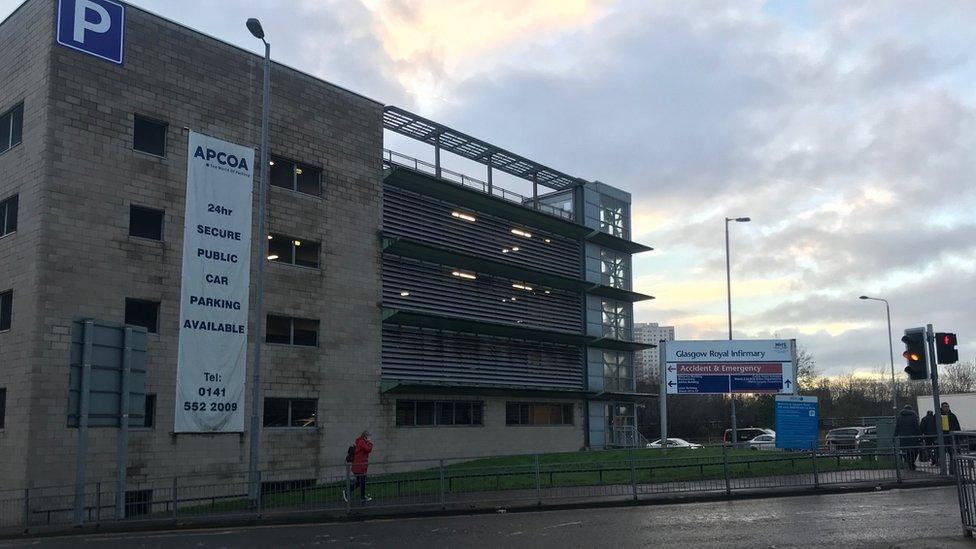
[57,0,126,65]
[775,395,818,450]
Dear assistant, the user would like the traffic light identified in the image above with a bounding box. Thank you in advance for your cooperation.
[936,332,959,364]
[901,331,928,380]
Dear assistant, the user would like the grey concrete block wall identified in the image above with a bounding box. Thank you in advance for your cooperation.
[0,0,55,491]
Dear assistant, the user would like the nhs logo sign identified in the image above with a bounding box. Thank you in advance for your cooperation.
[56,0,125,65]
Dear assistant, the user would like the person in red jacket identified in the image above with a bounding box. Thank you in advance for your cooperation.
[344,431,373,503]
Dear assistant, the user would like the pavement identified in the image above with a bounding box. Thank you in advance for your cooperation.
[0,485,968,548]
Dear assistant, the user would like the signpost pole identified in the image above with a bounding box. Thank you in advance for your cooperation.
[115,327,132,520]
[73,320,94,527]
[659,341,667,452]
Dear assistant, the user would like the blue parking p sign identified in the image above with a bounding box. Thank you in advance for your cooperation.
[56,0,125,65]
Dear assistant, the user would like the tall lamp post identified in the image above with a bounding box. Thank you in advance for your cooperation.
[246,17,270,507]
[725,216,750,446]
[859,295,897,412]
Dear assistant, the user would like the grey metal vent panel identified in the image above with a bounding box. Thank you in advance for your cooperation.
[382,325,584,390]
[383,256,583,333]
[384,184,581,278]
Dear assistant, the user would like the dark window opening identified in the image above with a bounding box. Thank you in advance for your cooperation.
[0,102,23,154]
[268,233,320,268]
[142,394,156,428]
[505,402,574,426]
[263,398,317,427]
[0,290,11,331]
[133,115,167,156]
[265,315,318,347]
[125,298,160,334]
[395,400,483,427]
[269,155,321,196]
[0,194,17,237]
[129,205,164,240]
[125,489,153,517]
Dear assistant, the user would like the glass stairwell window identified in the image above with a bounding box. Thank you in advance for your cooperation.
[601,299,630,340]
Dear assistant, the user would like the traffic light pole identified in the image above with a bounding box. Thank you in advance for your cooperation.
[927,324,948,477]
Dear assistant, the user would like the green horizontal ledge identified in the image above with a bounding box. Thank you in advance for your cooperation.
[384,165,592,239]
[585,230,654,255]
[380,380,586,399]
[382,308,656,351]
[382,234,655,303]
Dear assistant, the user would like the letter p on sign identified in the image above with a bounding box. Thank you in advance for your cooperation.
[57,0,125,65]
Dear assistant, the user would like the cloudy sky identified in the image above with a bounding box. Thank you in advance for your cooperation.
[5,0,974,377]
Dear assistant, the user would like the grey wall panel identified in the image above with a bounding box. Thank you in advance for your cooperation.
[382,326,584,391]
[384,184,581,278]
[383,256,583,333]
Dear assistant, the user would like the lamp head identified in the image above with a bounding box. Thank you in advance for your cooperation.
[246,18,265,40]
[859,295,869,300]
[735,217,751,222]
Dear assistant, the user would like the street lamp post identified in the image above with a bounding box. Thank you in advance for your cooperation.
[859,295,898,412]
[725,216,750,447]
[246,17,270,507]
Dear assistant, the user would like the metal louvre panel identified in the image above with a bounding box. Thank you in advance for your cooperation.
[382,325,584,390]
[383,256,582,333]
[384,184,581,278]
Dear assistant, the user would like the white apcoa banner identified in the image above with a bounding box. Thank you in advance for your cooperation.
[174,131,254,432]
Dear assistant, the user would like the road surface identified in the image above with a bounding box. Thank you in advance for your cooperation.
[1,486,966,548]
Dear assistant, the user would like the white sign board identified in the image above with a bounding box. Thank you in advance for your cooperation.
[174,131,254,432]
[665,339,796,395]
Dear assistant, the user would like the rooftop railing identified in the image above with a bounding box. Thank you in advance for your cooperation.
[383,149,575,222]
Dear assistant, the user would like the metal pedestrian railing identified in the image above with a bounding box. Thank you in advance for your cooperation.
[0,440,956,537]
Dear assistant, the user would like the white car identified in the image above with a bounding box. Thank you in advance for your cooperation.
[747,434,777,450]
[646,438,703,449]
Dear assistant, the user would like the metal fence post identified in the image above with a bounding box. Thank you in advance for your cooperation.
[894,436,902,483]
[344,464,351,514]
[171,476,178,523]
[534,454,542,505]
[95,482,101,523]
[22,488,29,533]
[811,447,820,488]
[255,470,262,515]
[629,449,638,502]
[439,459,446,509]
[722,443,731,496]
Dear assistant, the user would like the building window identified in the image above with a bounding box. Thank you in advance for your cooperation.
[505,402,574,426]
[603,351,633,392]
[600,249,629,289]
[0,194,17,237]
[125,298,160,334]
[141,394,156,428]
[133,115,167,156]
[269,155,321,196]
[0,102,23,154]
[601,299,629,340]
[266,315,319,346]
[0,290,11,331]
[129,205,164,240]
[267,234,320,268]
[599,195,627,238]
[263,398,317,427]
[0,387,5,429]
[396,400,483,427]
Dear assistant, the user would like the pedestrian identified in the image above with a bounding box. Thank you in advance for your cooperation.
[936,402,961,472]
[919,410,937,464]
[893,405,921,470]
[343,430,373,503]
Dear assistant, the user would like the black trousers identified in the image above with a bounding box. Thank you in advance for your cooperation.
[350,474,367,500]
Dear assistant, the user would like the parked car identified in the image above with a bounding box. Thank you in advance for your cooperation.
[826,427,870,452]
[724,428,775,444]
[747,434,777,451]
[855,427,877,451]
[646,438,703,449]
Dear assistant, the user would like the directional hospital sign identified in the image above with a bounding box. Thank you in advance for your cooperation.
[57,0,125,65]
[775,395,819,450]
[665,339,796,395]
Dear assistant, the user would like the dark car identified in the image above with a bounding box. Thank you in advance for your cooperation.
[826,427,869,452]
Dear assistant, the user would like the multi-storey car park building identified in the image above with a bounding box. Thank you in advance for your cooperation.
[0,0,654,493]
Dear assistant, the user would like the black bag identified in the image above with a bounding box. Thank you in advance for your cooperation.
[345,445,355,463]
